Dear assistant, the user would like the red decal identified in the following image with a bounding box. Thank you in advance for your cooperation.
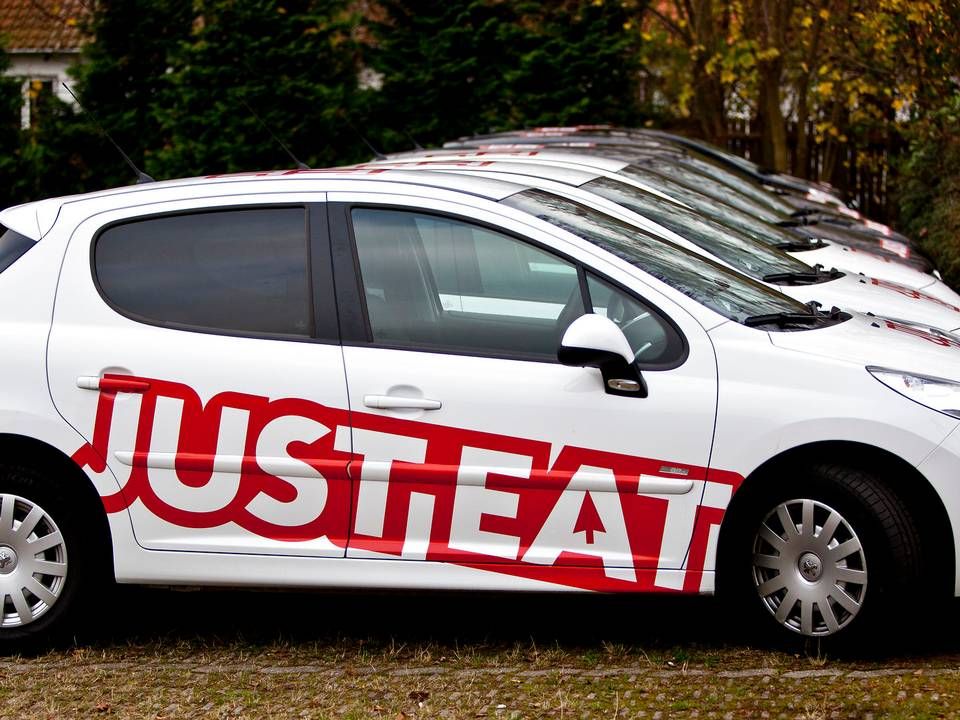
[870,278,960,312]
[573,493,604,544]
[884,320,960,348]
[72,374,742,593]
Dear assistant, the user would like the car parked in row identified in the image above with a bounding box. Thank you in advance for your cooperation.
[0,167,958,649]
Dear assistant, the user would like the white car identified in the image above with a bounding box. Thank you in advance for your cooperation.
[352,157,960,335]
[393,148,953,301]
[0,169,959,647]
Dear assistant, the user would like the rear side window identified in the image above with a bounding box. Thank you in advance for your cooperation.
[95,208,312,337]
[0,226,36,274]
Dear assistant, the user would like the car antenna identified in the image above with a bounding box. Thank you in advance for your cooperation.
[402,131,424,150]
[239,98,310,170]
[343,116,387,160]
[62,82,155,184]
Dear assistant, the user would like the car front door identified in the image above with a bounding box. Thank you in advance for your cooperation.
[47,197,353,557]
[330,194,728,593]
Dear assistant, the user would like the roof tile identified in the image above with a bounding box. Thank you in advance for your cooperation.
[0,0,88,52]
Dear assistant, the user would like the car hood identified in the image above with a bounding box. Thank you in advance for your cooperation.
[776,272,960,333]
[789,243,941,293]
[768,311,960,382]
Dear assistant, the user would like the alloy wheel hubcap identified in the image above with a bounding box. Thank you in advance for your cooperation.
[0,494,68,627]
[752,498,867,637]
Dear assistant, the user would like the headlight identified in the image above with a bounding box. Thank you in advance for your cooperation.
[868,367,960,419]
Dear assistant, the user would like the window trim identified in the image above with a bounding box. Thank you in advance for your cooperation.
[330,202,689,370]
[90,203,341,344]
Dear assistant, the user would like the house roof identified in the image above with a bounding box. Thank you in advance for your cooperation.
[0,0,88,52]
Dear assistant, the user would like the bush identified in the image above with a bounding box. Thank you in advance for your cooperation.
[898,96,960,291]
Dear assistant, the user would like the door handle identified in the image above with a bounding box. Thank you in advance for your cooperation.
[77,376,151,393]
[363,395,442,410]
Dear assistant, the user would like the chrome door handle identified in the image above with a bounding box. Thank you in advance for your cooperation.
[363,395,442,410]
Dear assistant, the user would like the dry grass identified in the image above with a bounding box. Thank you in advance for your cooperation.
[3,587,960,718]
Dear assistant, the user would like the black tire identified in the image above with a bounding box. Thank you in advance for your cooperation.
[718,462,923,647]
[0,462,107,653]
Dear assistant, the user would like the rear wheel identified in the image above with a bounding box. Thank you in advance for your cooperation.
[723,462,923,642]
[0,462,105,651]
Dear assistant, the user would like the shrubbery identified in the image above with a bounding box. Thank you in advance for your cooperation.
[898,96,960,290]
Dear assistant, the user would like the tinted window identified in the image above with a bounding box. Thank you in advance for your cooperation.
[352,208,584,359]
[96,208,311,336]
[0,226,36,274]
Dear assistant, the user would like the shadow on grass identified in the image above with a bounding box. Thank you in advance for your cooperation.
[89,585,960,662]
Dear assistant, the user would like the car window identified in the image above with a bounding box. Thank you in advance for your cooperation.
[95,207,312,337]
[501,189,811,324]
[581,177,814,279]
[0,226,36,275]
[586,274,680,364]
[620,162,785,225]
[351,207,585,359]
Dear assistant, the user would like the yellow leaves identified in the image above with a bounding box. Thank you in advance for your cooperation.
[592,0,604,5]
[65,17,77,27]
[893,97,905,112]
[816,81,834,96]
[755,47,780,62]
[277,6,287,14]
[818,8,830,20]
[721,69,736,84]
[801,16,813,28]
[641,31,653,40]
[677,18,687,28]
[623,21,633,30]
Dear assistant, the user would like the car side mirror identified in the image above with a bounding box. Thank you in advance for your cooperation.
[558,314,648,398]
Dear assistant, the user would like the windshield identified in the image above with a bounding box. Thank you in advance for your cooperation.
[581,177,815,280]
[617,164,808,248]
[501,189,809,324]
[674,156,797,215]
[624,159,785,224]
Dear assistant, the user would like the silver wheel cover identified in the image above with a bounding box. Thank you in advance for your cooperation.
[752,498,867,636]
[0,493,68,628]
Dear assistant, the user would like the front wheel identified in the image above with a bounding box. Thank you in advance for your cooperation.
[723,463,923,642]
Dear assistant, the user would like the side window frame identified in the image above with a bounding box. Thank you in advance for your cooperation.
[328,201,688,370]
[90,202,340,344]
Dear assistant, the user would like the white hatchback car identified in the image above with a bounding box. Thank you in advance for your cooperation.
[0,169,959,646]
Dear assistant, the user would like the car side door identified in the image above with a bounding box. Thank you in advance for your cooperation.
[329,193,728,593]
[47,196,353,557]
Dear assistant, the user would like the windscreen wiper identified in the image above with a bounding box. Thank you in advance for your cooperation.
[743,311,822,327]
[762,265,844,284]
[745,302,846,328]
[774,239,827,251]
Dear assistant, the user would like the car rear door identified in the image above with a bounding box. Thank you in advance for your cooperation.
[329,192,728,593]
[47,194,353,557]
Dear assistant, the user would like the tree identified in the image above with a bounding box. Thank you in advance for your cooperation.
[70,0,194,186]
[153,0,368,177]
[0,43,25,209]
[363,0,647,152]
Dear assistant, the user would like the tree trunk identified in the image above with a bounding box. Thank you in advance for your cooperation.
[758,63,789,172]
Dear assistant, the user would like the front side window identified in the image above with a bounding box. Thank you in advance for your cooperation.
[350,207,681,364]
[95,207,312,337]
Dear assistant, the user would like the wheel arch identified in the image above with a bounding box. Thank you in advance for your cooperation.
[0,433,114,570]
[716,439,954,597]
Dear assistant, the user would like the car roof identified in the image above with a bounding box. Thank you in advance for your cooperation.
[383,148,632,173]
[351,158,603,186]
[0,168,533,241]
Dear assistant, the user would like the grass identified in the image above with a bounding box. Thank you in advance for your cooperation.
[2,587,960,718]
